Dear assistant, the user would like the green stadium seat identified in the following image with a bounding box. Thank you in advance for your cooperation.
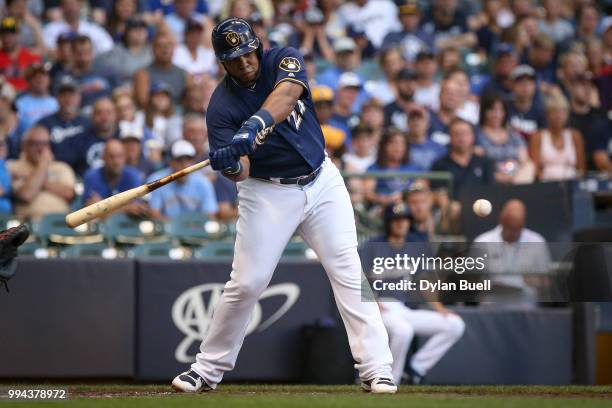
[193,242,235,260]
[17,241,46,257]
[33,213,104,246]
[59,243,115,258]
[104,213,165,245]
[166,212,227,246]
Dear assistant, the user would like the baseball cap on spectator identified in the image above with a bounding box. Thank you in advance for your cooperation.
[171,140,196,159]
[398,0,420,15]
[311,85,334,103]
[510,65,536,81]
[333,37,357,54]
[151,82,172,95]
[494,43,517,59]
[56,31,77,45]
[24,62,50,80]
[321,125,345,150]
[396,67,419,81]
[119,122,144,142]
[0,16,18,34]
[416,48,435,61]
[54,75,79,94]
[185,18,204,33]
[384,202,413,222]
[338,72,362,89]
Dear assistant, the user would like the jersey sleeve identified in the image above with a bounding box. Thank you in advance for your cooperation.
[271,47,309,96]
[206,103,240,153]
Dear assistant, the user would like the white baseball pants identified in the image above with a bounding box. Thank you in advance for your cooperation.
[380,301,465,383]
[191,158,394,386]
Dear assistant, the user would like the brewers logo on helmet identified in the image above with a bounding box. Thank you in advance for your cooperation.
[212,17,262,62]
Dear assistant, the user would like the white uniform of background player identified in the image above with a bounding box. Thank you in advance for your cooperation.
[172,18,396,394]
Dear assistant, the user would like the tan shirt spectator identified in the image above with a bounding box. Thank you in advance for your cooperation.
[7,126,75,220]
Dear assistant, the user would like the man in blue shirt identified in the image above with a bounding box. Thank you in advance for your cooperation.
[37,75,90,170]
[82,139,151,217]
[147,140,218,220]
[15,63,59,130]
[77,97,120,176]
[172,18,396,395]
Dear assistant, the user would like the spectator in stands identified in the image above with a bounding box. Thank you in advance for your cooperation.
[568,73,612,173]
[384,67,419,133]
[78,97,120,174]
[134,32,190,108]
[431,118,495,200]
[476,93,535,184]
[370,202,465,385]
[359,98,385,146]
[148,140,218,220]
[4,0,45,53]
[316,37,362,92]
[37,75,89,170]
[406,106,446,171]
[420,0,476,51]
[0,16,41,92]
[368,47,406,105]
[557,51,592,100]
[99,17,153,85]
[574,4,600,44]
[172,19,218,81]
[145,82,183,147]
[538,0,574,45]
[428,78,464,146]
[15,63,58,129]
[7,126,75,220]
[297,6,335,62]
[0,137,11,214]
[182,114,208,162]
[105,0,141,41]
[0,92,25,160]
[343,124,376,174]
[337,0,401,49]
[529,93,585,181]
[381,0,432,63]
[43,0,114,56]
[523,33,557,87]
[48,32,74,81]
[312,85,348,150]
[405,180,436,241]
[164,0,207,43]
[470,0,507,56]
[413,49,440,111]
[183,83,208,116]
[507,65,546,141]
[364,128,420,206]
[65,35,119,112]
[481,43,518,99]
[119,124,156,179]
[445,68,479,125]
[114,90,149,139]
[329,73,362,140]
[473,199,552,305]
[82,139,151,218]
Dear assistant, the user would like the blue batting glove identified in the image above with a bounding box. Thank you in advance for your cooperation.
[210,146,240,172]
[230,109,275,157]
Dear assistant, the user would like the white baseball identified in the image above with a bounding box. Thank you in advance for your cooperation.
[473,199,492,217]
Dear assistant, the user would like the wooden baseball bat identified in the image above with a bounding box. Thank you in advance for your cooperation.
[65,159,210,228]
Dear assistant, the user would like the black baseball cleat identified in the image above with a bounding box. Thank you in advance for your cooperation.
[361,377,398,394]
[171,369,213,393]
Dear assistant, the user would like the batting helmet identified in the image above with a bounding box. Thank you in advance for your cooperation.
[212,17,262,62]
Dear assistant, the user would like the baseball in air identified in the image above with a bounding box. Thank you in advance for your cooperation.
[473,199,492,217]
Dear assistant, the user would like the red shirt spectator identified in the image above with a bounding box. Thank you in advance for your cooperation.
[0,16,41,92]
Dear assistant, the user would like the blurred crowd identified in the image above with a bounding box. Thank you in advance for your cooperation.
[0,0,610,237]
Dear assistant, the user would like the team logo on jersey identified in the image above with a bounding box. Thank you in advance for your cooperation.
[226,31,240,46]
[279,57,301,72]
[171,282,300,363]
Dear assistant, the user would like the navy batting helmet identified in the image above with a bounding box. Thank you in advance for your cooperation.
[212,17,262,62]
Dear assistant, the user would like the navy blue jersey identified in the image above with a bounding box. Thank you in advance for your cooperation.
[206,47,325,179]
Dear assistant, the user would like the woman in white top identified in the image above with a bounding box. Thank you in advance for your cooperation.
[529,94,585,181]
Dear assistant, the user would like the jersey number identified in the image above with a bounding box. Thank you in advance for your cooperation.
[287,100,306,131]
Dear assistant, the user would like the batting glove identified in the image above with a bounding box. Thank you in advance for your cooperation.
[210,146,240,173]
[231,109,274,157]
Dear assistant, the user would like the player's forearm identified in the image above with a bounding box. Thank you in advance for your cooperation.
[261,82,305,124]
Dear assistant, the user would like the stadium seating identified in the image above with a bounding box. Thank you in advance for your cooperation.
[103,214,165,245]
[165,212,227,246]
[33,213,104,246]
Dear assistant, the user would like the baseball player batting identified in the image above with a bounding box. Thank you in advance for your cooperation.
[171,18,397,394]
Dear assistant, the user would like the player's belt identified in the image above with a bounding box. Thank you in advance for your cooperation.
[261,166,323,186]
